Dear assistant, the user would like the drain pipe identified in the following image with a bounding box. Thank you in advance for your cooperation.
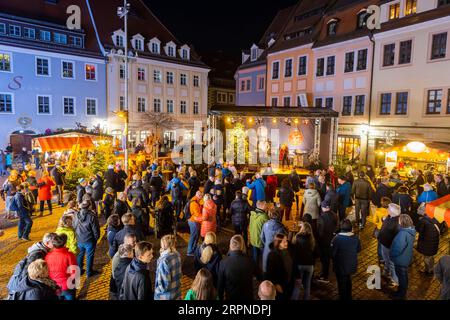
[366,31,375,164]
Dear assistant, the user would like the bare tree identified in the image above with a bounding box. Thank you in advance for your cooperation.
[142,111,179,157]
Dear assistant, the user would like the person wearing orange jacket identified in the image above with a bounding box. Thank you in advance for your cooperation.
[38,170,55,216]
[187,191,203,256]
[201,194,217,238]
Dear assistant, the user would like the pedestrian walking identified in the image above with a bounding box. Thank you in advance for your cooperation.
[13,184,33,241]
[352,171,372,229]
[230,190,252,246]
[154,234,182,300]
[336,175,352,221]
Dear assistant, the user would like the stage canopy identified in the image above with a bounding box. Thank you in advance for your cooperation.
[208,105,339,118]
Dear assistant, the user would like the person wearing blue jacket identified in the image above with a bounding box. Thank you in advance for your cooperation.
[260,208,287,273]
[246,173,267,203]
[14,184,33,241]
[166,173,187,218]
[417,183,438,204]
[336,176,351,221]
[389,214,416,300]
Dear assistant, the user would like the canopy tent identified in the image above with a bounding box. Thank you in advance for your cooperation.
[35,136,94,152]
[378,141,450,161]
[426,194,450,226]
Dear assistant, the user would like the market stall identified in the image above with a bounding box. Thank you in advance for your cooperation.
[426,194,450,227]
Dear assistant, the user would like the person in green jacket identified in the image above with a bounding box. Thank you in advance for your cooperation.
[55,215,78,255]
[249,201,269,271]
[184,268,216,300]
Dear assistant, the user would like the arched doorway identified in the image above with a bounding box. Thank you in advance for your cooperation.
[10,130,36,154]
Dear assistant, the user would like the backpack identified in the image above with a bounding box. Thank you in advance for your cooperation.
[183,200,191,220]
[7,255,30,293]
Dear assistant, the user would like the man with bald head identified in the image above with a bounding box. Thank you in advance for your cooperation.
[258,280,276,300]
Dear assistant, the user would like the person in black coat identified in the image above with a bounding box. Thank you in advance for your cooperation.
[90,173,104,215]
[113,192,130,219]
[103,187,116,220]
[232,173,245,195]
[76,178,87,205]
[331,219,361,300]
[230,191,252,246]
[392,186,412,215]
[218,235,256,300]
[194,233,222,287]
[109,244,133,300]
[51,163,65,206]
[324,183,339,213]
[316,201,338,282]
[378,203,401,284]
[204,175,215,196]
[104,165,118,193]
[224,176,235,221]
[119,242,154,300]
[111,213,143,256]
[277,178,294,222]
[373,177,393,208]
[410,170,425,196]
[149,171,164,208]
[116,165,128,193]
[416,211,441,275]
[155,196,175,239]
[188,171,201,200]
[264,233,294,300]
[436,174,449,198]
[289,170,301,209]
[128,179,149,236]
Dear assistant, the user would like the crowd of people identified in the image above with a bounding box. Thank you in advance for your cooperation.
[2,159,450,301]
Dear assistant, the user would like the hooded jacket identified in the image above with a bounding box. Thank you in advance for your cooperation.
[37,176,55,201]
[331,232,361,275]
[378,214,400,249]
[127,181,148,208]
[416,215,440,257]
[261,218,287,273]
[246,178,266,202]
[230,198,251,226]
[417,190,438,204]
[302,189,321,219]
[111,257,133,295]
[55,226,78,255]
[249,208,269,248]
[324,189,339,213]
[76,185,86,204]
[119,258,153,300]
[45,247,77,291]
[73,208,100,244]
[390,227,416,267]
[201,199,217,238]
[8,277,58,300]
[337,181,352,208]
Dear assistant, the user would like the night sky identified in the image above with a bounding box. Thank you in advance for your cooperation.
[144,0,299,72]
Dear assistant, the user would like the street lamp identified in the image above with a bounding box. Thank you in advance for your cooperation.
[117,0,130,172]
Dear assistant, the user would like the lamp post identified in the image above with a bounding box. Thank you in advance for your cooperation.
[117,0,130,172]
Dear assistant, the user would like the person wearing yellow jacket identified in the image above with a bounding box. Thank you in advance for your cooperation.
[56,214,78,255]
[372,197,391,264]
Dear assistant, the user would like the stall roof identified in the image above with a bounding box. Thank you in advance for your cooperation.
[36,136,95,152]
[208,105,339,118]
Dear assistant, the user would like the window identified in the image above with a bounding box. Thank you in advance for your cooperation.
[298,56,307,76]
[193,75,199,87]
[395,92,408,115]
[357,49,368,71]
[326,56,335,76]
[180,73,187,86]
[357,11,368,29]
[284,59,293,77]
[54,33,67,44]
[166,71,174,84]
[71,36,82,47]
[119,96,125,111]
[119,64,125,79]
[258,76,265,90]
[439,0,450,6]
[327,21,337,36]
[380,93,392,115]
[37,95,51,114]
[134,39,143,51]
[297,94,308,107]
[315,98,323,108]
[229,94,234,104]
[116,35,124,47]
[9,25,21,37]
[193,101,199,114]
[24,27,35,39]
[431,33,447,60]
[85,64,96,81]
[0,53,12,72]
[180,101,187,114]
[168,46,175,57]
[0,93,13,113]
[342,96,352,116]
[284,96,291,107]
[36,57,50,76]
[181,49,189,60]
[389,3,400,20]
[153,70,162,83]
[138,67,146,81]
[405,0,417,16]
[151,42,160,54]
[325,97,333,109]
[240,80,246,92]
[246,80,251,91]
[383,43,395,66]
[62,61,74,79]
[251,48,258,61]
[345,52,354,73]
[63,97,75,115]
[0,23,5,34]
[399,40,412,64]
[271,97,278,107]
[272,61,279,79]
[355,95,365,115]
[86,98,97,115]
[316,58,324,77]
[40,30,51,41]
[427,90,442,114]
[137,97,146,112]
[167,100,174,113]
[154,98,161,112]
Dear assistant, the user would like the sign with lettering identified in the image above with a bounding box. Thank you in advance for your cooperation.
[367,5,381,30]
[66,5,81,30]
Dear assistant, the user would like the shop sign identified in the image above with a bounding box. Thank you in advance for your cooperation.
[337,126,358,135]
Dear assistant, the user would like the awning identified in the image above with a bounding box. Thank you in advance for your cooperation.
[208,105,339,118]
[37,136,94,152]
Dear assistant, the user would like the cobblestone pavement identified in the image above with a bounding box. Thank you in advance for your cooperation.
[0,199,448,300]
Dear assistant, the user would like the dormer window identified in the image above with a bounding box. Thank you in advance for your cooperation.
[251,44,259,62]
[327,20,338,36]
[180,45,190,60]
[132,34,144,51]
[165,41,176,57]
[148,37,161,54]
[112,30,125,47]
[357,10,368,29]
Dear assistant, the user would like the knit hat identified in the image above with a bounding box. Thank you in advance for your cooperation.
[387,203,401,217]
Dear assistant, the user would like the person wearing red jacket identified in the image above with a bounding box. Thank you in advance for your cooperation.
[201,194,217,238]
[45,234,77,300]
[265,167,278,203]
[38,170,55,216]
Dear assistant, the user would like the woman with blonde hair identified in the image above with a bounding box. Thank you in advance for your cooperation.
[154,234,182,300]
[194,232,222,286]
[184,268,217,300]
